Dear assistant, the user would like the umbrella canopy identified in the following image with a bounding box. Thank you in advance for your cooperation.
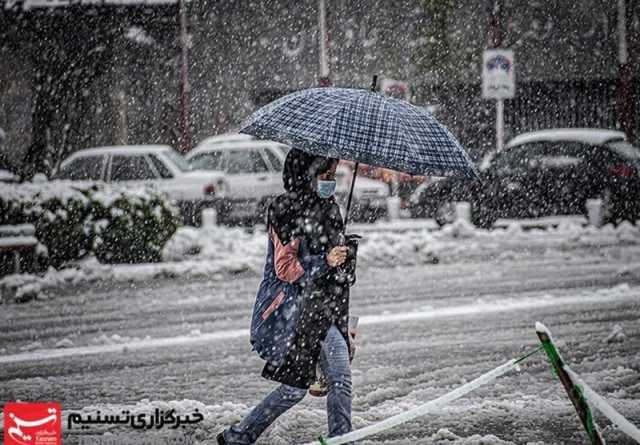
[239,87,478,179]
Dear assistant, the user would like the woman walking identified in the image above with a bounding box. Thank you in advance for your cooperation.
[218,149,355,445]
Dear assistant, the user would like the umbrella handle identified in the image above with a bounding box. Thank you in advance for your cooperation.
[344,75,378,231]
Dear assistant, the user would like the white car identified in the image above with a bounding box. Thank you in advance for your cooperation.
[187,137,288,223]
[188,134,391,223]
[55,145,226,225]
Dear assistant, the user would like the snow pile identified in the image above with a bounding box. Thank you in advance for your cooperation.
[162,225,265,268]
[19,340,43,351]
[0,178,94,206]
[605,324,627,344]
[440,219,477,239]
[0,169,19,182]
[356,230,441,266]
[54,338,75,348]
[90,333,152,346]
[0,255,259,303]
[0,273,46,301]
[3,216,639,300]
[573,221,640,246]
[424,428,517,444]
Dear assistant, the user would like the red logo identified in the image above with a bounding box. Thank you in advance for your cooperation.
[4,402,61,445]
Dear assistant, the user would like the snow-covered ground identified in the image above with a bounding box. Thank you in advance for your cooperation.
[3,218,639,302]
[1,220,639,444]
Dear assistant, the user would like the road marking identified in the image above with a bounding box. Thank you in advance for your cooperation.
[0,286,636,365]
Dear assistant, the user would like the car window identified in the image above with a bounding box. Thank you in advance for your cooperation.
[490,145,540,172]
[263,148,284,171]
[57,155,104,180]
[162,149,191,172]
[110,155,156,181]
[149,154,174,178]
[530,142,592,168]
[227,149,269,174]
[189,151,226,171]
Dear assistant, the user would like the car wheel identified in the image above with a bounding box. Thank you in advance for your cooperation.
[435,201,456,226]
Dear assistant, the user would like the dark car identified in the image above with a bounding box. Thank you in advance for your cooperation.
[409,129,640,227]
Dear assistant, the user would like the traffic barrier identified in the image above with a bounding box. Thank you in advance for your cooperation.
[300,323,639,445]
[304,347,541,445]
[537,322,640,444]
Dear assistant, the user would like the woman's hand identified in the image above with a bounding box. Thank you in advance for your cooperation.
[326,246,348,267]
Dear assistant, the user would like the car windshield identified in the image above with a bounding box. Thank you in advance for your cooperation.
[162,149,192,172]
[607,141,640,161]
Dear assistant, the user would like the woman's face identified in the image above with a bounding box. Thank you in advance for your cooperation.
[313,161,339,199]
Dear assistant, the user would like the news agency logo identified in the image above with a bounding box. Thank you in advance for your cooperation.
[4,402,61,445]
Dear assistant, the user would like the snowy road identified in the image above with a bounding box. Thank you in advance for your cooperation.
[1,228,640,444]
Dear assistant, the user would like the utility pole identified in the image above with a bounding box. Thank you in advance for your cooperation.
[489,0,505,152]
[318,0,331,87]
[178,0,192,153]
[617,0,634,142]
[117,90,128,145]
[489,0,503,48]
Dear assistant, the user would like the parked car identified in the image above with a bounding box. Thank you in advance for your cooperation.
[358,164,426,204]
[55,145,226,225]
[188,133,391,223]
[335,164,390,222]
[409,129,640,227]
[187,138,288,224]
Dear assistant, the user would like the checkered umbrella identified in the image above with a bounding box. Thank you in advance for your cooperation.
[239,87,478,178]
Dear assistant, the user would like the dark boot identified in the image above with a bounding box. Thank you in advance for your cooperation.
[216,431,227,445]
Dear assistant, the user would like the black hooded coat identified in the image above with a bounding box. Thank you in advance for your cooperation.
[261,149,351,389]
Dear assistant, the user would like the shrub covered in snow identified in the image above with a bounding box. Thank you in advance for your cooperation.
[91,188,181,263]
[0,180,181,267]
[28,188,94,267]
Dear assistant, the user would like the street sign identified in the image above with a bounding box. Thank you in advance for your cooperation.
[482,49,515,99]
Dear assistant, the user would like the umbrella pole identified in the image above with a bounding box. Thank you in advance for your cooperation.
[344,161,359,228]
[344,75,378,230]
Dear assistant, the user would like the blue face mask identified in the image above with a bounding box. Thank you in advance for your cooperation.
[316,179,337,198]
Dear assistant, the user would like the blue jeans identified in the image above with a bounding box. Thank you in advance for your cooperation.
[223,324,352,444]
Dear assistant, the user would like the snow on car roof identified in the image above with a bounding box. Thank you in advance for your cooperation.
[60,145,175,167]
[199,133,254,145]
[506,128,626,148]
[69,145,173,157]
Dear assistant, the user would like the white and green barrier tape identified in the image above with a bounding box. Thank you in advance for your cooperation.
[535,322,605,445]
[305,347,542,445]
[564,366,640,443]
[304,323,639,445]
[537,322,640,445]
